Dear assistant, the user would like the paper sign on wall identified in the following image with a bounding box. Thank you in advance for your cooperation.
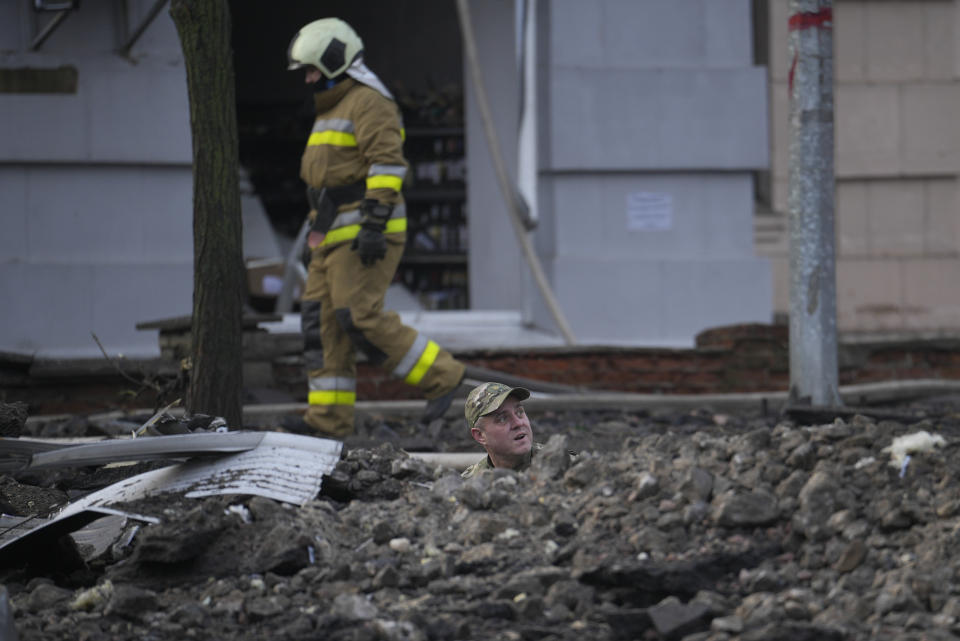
[626,192,673,231]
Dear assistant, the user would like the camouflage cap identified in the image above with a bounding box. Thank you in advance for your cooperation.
[464,382,531,428]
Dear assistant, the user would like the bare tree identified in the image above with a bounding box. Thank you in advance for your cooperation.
[170,0,244,427]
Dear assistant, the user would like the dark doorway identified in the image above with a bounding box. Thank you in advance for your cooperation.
[231,1,468,309]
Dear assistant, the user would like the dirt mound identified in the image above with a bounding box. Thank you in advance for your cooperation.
[3,397,960,640]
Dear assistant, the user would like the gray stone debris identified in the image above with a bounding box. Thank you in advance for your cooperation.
[712,490,780,527]
[0,402,27,438]
[2,395,960,640]
[648,596,711,638]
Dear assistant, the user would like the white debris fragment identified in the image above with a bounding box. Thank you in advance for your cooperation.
[249,577,266,593]
[70,581,114,611]
[226,504,252,523]
[497,528,521,540]
[882,431,946,469]
[388,537,412,553]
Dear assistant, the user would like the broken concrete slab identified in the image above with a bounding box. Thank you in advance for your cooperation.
[648,598,712,639]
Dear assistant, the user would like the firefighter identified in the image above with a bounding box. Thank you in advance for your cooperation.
[284,17,465,438]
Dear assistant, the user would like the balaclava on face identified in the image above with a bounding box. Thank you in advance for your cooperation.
[313,72,348,93]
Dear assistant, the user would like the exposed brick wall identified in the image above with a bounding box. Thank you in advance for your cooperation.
[335,324,960,401]
[841,342,960,385]
[9,323,960,414]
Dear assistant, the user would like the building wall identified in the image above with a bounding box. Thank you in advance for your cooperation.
[763,0,960,333]
[470,0,772,346]
[463,0,527,314]
[0,1,193,358]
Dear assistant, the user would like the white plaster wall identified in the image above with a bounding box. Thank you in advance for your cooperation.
[533,0,772,344]
[464,0,526,312]
[546,173,772,345]
[0,1,194,358]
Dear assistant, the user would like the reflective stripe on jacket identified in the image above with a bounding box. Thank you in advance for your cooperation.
[308,376,356,407]
[321,203,407,246]
[300,79,408,209]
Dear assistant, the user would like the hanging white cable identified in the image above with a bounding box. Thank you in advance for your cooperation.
[455,0,577,345]
[516,0,538,227]
[516,0,539,326]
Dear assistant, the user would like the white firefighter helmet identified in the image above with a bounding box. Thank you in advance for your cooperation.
[287,18,364,78]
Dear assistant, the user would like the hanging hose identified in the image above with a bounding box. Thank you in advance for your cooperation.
[455,0,577,346]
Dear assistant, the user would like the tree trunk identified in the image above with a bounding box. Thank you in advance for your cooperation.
[170,0,244,427]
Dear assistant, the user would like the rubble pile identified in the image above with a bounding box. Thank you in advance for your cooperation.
[3,397,960,641]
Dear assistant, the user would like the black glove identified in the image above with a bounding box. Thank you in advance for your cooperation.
[351,199,392,266]
[352,225,386,266]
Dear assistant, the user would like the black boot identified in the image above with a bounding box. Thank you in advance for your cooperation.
[421,375,465,424]
[279,415,316,435]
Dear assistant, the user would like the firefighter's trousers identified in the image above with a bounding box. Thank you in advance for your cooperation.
[300,235,465,437]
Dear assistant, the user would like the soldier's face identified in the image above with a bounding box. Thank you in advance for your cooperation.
[471,396,533,464]
[305,67,323,84]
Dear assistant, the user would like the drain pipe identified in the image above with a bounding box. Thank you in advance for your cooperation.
[455,0,577,346]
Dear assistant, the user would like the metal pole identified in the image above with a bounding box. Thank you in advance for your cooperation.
[787,0,840,406]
